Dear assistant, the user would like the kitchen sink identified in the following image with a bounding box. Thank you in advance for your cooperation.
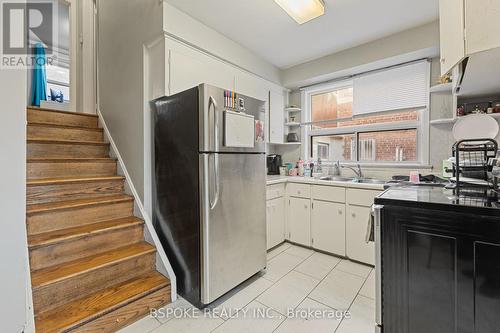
[319,176,355,182]
[318,176,386,184]
[354,178,387,184]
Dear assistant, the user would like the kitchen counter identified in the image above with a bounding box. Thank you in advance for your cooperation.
[266,175,385,190]
[375,185,500,216]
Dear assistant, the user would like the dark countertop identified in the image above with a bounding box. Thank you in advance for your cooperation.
[375,185,500,217]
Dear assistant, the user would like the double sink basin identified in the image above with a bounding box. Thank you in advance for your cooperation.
[318,176,387,185]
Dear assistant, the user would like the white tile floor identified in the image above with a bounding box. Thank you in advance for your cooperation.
[118,242,376,333]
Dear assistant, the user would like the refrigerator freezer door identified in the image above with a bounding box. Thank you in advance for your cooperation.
[199,153,266,304]
[199,84,266,154]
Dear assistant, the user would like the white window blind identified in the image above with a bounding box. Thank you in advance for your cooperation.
[353,61,430,116]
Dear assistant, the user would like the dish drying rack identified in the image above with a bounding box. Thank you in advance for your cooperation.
[451,187,500,207]
[450,138,498,189]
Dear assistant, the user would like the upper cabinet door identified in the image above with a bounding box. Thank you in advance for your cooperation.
[465,0,500,55]
[269,90,284,144]
[234,72,268,101]
[439,0,466,76]
[169,47,234,95]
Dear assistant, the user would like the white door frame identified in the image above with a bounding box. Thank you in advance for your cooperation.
[80,0,96,113]
[58,0,77,112]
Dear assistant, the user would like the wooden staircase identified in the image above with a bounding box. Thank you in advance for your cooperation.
[26,107,171,333]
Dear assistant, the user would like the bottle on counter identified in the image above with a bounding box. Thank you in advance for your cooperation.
[297,158,305,177]
[304,163,311,178]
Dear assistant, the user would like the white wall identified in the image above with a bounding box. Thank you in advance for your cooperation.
[97,0,163,201]
[163,2,282,85]
[282,21,440,89]
[0,68,33,331]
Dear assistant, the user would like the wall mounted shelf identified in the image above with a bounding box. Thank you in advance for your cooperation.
[269,142,301,146]
[430,113,500,125]
[430,82,453,93]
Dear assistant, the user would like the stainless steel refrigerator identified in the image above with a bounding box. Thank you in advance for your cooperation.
[152,84,267,308]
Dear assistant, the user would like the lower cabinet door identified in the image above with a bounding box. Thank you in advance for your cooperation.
[266,197,285,250]
[346,204,374,265]
[288,197,311,246]
[311,200,345,256]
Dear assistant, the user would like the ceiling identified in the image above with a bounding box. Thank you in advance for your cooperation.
[166,0,439,69]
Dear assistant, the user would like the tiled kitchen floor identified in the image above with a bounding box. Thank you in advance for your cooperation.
[119,243,376,333]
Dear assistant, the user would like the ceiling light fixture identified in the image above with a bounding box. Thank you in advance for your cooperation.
[274,0,325,25]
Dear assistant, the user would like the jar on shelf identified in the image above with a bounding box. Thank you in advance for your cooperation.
[493,102,500,114]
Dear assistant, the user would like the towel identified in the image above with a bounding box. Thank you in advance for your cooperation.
[31,43,47,107]
[365,204,375,243]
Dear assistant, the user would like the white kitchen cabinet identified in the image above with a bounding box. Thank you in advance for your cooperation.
[288,197,311,246]
[439,0,500,76]
[235,71,268,102]
[311,200,345,256]
[169,48,235,95]
[465,0,500,55]
[346,204,374,265]
[269,89,285,144]
[439,0,465,76]
[266,197,286,250]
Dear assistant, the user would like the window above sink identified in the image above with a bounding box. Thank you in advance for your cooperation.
[303,61,431,167]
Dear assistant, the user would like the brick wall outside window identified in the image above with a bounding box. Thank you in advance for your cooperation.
[311,89,419,162]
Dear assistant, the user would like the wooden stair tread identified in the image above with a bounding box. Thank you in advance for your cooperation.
[27,194,133,214]
[28,217,143,248]
[27,107,99,118]
[28,121,104,131]
[27,157,116,163]
[35,272,170,333]
[27,139,108,146]
[27,175,124,186]
[31,242,156,288]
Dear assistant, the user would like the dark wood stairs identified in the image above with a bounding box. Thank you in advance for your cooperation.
[26,107,171,333]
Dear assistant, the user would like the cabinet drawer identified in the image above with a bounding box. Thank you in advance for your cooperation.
[287,183,311,198]
[346,188,381,207]
[267,184,285,200]
[312,185,345,203]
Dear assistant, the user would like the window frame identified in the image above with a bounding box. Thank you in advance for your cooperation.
[302,78,430,167]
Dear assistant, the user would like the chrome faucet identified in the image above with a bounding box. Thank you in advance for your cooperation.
[341,164,363,178]
[333,160,341,176]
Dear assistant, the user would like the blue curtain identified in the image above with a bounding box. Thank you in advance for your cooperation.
[31,43,47,107]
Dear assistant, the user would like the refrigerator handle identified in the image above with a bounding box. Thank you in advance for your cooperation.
[209,96,218,151]
[210,153,220,210]
[208,96,220,210]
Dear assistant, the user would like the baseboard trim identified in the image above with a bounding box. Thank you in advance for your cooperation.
[96,108,177,301]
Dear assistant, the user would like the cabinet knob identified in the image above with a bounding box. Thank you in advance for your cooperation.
[305,204,308,209]
[298,191,301,195]
[338,209,343,215]
[440,58,445,63]
[352,213,356,218]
